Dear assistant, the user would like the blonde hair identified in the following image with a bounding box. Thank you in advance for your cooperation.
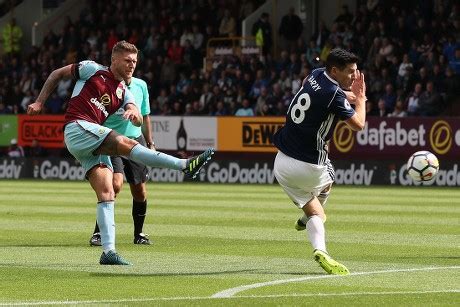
[112,40,138,55]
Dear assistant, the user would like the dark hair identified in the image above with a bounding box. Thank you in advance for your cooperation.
[326,48,359,72]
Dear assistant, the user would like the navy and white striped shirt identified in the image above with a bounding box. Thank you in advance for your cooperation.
[273,68,355,165]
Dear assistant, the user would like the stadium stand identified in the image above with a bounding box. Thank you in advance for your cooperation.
[0,0,459,118]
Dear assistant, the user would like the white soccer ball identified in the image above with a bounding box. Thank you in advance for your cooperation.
[406,151,439,182]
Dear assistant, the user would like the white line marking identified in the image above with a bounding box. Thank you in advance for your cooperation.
[211,266,460,298]
[2,266,459,305]
[1,290,459,305]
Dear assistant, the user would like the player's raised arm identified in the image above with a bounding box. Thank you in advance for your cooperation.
[27,64,74,115]
[344,70,366,131]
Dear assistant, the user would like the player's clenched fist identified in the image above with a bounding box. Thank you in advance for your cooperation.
[27,102,43,115]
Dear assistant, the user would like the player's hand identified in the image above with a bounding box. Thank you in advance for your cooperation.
[351,70,366,102]
[123,109,142,127]
[27,101,43,115]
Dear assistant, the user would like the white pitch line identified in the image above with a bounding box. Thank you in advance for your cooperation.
[2,266,459,306]
[1,290,459,306]
[211,266,460,298]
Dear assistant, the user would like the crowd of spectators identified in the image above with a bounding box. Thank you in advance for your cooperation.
[0,0,459,118]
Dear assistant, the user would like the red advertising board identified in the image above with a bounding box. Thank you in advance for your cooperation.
[18,115,65,148]
[330,117,460,159]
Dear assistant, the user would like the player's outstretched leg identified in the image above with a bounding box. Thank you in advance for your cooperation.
[313,249,349,275]
[129,145,214,179]
[99,250,132,265]
[183,148,215,179]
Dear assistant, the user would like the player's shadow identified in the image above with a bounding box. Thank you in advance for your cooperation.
[91,269,258,277]
[0,244,79,247]
[395,256,460,260]
[91,269,324,277]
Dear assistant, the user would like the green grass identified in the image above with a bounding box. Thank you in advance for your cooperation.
[0,180,459,306]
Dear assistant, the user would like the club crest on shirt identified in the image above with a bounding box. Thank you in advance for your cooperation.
[344,99,352,110]
[116,87,123,100]
[100,93,111,106]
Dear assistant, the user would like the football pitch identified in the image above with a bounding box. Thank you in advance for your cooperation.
[0,180,459,306]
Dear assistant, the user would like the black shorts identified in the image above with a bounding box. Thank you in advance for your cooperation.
[111,135,149,185]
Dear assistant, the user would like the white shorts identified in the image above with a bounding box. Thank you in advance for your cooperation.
[273,151,334,208]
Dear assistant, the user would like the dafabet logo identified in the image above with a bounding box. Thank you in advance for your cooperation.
[429,120,452,155]
[333,121,354,153]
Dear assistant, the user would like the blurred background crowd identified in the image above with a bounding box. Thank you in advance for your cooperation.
[0,0,459,118]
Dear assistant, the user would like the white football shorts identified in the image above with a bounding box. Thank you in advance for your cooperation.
[273,150,334,208]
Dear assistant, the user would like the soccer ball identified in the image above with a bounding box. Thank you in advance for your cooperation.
[406,151,439,182]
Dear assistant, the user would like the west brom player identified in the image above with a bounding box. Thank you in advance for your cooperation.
[273,48,366,275]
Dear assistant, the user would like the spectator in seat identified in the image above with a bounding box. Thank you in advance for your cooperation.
[7,138,24,158]
[235,98,254,116]
[167,39,184,65]
[418,81,443,116]
[219,9,236,38]
[388,98,408,117]
[366,100,379,116]
[26,139,47,157]
[406,83,423,116]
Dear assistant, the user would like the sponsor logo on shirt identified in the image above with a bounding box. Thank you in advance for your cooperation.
[90,97,108,117]
[100,93,111,106]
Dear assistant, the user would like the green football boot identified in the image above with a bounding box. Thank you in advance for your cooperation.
[183,148,215,179]
[313,249,349,275]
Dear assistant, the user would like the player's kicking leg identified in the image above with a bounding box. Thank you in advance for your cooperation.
[182,148,215,179]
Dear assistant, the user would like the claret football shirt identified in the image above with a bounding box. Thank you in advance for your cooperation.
[64,60,135,125]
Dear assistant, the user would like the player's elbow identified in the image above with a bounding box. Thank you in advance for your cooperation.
[354,121,365,131]
[345,114,366,131]
[345,119,365,131]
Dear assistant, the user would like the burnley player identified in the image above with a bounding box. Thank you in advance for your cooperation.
[273,48,366,275]
[27,41,214,265]
[89,74,154,247]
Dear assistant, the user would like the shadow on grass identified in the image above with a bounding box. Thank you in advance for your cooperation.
[394,256,460,260]
[90,270,325,277]
[0,244,82,247]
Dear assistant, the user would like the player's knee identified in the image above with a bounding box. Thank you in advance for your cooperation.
[113,182,122,196]
[116,136,139,156]
[99,188,115,201]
